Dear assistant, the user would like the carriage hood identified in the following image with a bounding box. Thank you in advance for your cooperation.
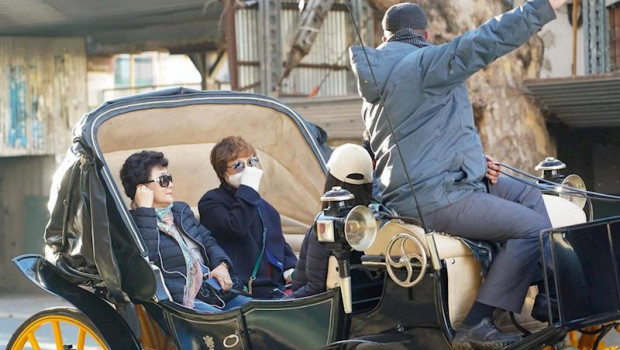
[44,88,331,301]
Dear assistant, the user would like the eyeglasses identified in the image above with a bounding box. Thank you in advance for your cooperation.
[226,156,260,174]
[144,174,173,188]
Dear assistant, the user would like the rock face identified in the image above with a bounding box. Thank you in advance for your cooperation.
[367,0,555,172]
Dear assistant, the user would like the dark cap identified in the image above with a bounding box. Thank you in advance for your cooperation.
[382,3,427,32]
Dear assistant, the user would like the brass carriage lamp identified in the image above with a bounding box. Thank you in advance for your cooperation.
[315,186,377,313]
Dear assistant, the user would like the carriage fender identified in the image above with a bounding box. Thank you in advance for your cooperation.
[12,254,142,350]
[542,194,587,228]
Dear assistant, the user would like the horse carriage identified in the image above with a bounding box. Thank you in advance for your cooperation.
[7,88,620,350]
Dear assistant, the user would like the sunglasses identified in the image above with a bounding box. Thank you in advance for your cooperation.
[144,174,173,188]
[226,156,260,174]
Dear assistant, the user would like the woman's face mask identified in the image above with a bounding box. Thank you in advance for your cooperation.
[226,172,243,188]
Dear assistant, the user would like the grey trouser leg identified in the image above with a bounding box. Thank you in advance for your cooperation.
[424,177,552,313]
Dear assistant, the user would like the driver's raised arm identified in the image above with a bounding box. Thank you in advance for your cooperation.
[421,0,560,91]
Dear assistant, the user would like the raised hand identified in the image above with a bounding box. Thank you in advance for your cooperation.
[134,184,154,208]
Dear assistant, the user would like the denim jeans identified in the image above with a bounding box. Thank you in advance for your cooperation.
[193,294,252,312]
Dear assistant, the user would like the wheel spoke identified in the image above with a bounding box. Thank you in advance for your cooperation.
[404,259,413,281]
[8,308,109,350]
[52,320,64,350]
[26,332,42,350]
[77,328,86,350]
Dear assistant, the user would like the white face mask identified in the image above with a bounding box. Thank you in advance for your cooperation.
[226,172,243,188]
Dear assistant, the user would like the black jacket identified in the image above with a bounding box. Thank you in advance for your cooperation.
[198,184,297,298]
[131,201,232,304]
[290,227,330,298]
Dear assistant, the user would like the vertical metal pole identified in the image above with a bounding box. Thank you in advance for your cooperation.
[226,0,239,91]
[583,0,609,74]
[201,53,208,91]
[129,54,135,93]
[259,0,282,96]
[572,0,579,76]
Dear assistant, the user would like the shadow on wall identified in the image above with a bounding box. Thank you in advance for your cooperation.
[0,156,54,293]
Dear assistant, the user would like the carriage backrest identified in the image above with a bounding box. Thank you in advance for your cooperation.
[96,101,327,252]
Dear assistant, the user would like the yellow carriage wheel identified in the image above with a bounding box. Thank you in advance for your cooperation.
[7,307,110,350]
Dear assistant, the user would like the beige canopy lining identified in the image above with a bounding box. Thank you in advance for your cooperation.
[97,103,326,251]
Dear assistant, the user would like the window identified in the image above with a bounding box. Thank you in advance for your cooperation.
[114,56,154,87]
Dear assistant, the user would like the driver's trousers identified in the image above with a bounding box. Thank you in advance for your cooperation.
[424,176,552,313]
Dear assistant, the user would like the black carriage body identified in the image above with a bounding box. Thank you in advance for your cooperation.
[544,217,620,329]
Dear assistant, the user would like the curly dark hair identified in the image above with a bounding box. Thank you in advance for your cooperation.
[119,150,168,200]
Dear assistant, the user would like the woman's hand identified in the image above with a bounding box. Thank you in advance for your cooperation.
[134,184,154,208]
[485,154,500,185]
[240,166,263,192]
[209,262,233,291]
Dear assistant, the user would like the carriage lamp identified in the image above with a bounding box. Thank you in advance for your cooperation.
[535,157,567,181]
[536,157,587,209]
[315,186,378,314]
[316,186,377,250]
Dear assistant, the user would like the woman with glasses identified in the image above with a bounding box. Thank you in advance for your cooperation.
[198,136,297,299]
[120,150,250,311]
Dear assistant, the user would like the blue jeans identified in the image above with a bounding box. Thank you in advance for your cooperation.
[193,294,252,312]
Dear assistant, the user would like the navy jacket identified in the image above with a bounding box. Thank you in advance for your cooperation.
[290,227,330,298]
[349,0,556,217]
[131,201,232,304]
[198,184,297,298]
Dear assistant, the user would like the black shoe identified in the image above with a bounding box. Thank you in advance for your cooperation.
[452,317,521,350]
[531,292,559,323]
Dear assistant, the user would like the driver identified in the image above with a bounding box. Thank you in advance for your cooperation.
[349,0,565,349]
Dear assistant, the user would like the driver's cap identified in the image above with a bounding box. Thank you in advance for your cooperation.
[327,143,373,185]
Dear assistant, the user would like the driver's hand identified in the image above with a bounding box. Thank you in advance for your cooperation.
[485,154,500,185]
[209,263,233,291]
[134,184,154,208]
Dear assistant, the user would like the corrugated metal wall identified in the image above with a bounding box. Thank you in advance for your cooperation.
[236,3,354,97]
[0,37,87,156]
[236,7,262,93]
[283,95,365,142]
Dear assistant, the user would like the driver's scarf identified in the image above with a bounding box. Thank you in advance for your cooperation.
[387,28,430,48]
[156,204,202,308]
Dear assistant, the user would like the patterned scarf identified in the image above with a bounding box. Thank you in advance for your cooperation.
[156,204,202,308]
[388,28,430,48]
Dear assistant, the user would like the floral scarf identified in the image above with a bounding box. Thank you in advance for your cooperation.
[156,204,202,308]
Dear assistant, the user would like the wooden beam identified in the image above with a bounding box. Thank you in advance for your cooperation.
[86,20,223,55]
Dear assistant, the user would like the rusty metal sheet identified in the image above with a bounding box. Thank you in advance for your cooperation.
[524,74,620,127]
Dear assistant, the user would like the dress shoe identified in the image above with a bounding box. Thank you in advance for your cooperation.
[531,292,558,323]
[452,317,521,350]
